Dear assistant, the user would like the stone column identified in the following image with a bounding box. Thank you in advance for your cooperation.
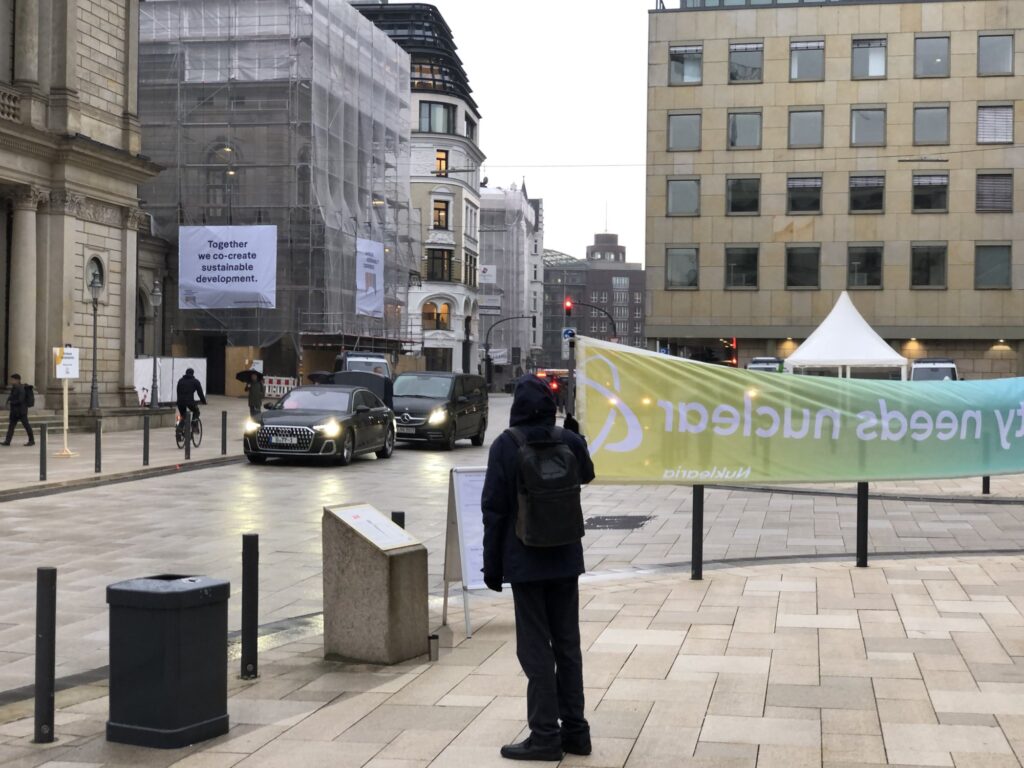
[14,0,39,87]
[47,0,80,134]
[8,187,46,386]
[122,0,140,154]
[120,207,145,404]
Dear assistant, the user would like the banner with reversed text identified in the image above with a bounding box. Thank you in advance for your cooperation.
[576,337,1024,485]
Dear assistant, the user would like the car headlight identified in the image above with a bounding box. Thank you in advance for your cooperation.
[428,408,447,425]
[244,419,261,434]
[315,420,342,439]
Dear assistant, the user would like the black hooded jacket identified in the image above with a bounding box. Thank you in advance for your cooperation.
[481,375,595,585]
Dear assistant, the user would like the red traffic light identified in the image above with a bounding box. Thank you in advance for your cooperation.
[563,297,573,317]
[550,380,560,392]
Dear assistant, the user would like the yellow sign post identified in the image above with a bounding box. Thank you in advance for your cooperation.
[53,346,79,457]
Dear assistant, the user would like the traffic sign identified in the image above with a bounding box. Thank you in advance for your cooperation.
[562,327,576,340]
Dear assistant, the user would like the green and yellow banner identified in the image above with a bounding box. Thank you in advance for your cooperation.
[576,337,1024,484]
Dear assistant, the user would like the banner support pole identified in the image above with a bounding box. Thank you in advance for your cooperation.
[856,482,869,568]
[566,339,576,418]
[691,484,704,580]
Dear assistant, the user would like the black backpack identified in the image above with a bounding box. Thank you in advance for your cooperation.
[24,385,34,408]
[506,426,584,548]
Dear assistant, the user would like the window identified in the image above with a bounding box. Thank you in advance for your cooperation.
[729,42,763,83]
[911,244,947,288]
[979,34,1013,76]
[612,276,628,289]
[726,177,760,215]
[589,291,599,302]
[634,323,642,334]
[634,291,642,304]
[913,174,948,212]
[852,38,886,79]
[634,307,643,318]
[465,115,477,141]
[600,292,607,303]
[789,108,823,148]
[728,110,761,149]
[669,44,702,84]
[666,247,698,289]
[613,306,628,320]
[725,247,758,289]
[426,249,452,281]
[848,245,883,288]
[790,39,824,81]
[978,105,1013,144]
[424,347,452,372]
[419,102,456,133]
[977,173,1012,212]
[786,245,820,289]
[851,108,886,146]
[668,112,701,151]
[614,291,628,305]
[975,244,1012,288]
[421,301,451,331]
[667,179,700,216]
[435,149,449,177]
[850,175,885,213]
[432,199,449,229]
[915,36,950,78]
[786,176,822,214]
[914,105,949,145]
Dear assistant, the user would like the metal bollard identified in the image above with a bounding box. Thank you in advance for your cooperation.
[39,425,47,482]
[221,410,228,456]
[391,511,406,529]
[856,482,869,568]
[429,633,439,662]
[143,415,150,467]
[94,418,102,473]
[184,411,191,461]
[34,567,56,743]
[241,533,259,680]
[691,484,704,581]
[983,476,991,495]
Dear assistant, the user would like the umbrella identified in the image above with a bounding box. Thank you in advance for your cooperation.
[307,371,334,384]
[235,369,265,383]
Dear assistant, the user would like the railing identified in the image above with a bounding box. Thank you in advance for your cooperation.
[0,84,21,122]
[660,0,945,9]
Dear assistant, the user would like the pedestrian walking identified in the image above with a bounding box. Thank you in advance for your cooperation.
[2,373,35,446]
[481,374,595,762]
[245,372,264,418]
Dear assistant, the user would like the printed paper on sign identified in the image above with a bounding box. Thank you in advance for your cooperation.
[479,265,496,284]
[178,225,277,309]
[576,336,1024,485]
[356,238,385,318]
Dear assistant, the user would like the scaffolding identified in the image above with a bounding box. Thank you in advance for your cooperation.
[138,0,420,362]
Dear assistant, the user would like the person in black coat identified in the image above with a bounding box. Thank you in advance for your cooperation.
[175,368,207,420]
[2,373,34,446]
[482,374,595,762]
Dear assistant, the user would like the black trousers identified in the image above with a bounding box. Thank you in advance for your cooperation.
[5,409,33,444]
[511,576,589,747]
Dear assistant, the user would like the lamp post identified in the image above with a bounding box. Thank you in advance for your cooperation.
[88,272,103,413]
[149,279,162,408]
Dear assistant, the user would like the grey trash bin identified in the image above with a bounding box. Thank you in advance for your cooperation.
[106,575,230,748]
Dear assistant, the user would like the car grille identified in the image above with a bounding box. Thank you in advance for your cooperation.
[256,425,315,452]
[396,413,426,426]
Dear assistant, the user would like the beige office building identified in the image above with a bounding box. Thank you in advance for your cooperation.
[646,0,1023,377]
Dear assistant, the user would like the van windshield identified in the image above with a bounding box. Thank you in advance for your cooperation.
[394,376,453,398]
[912,367,957,381]
[346,358,388,375]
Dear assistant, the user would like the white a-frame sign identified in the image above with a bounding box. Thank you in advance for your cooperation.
[442,467,488,638]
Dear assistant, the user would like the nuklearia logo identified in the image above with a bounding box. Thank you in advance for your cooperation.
[578,353,642,455]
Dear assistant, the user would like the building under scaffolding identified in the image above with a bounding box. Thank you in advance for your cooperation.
[138,0,419,386]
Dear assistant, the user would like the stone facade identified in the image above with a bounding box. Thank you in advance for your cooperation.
[646,0,1024,377]
[0,0,160,409]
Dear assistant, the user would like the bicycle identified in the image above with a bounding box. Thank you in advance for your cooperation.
[175,407,203,449]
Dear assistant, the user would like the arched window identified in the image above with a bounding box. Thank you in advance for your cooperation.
[438,302,451,331]
[422,302,438,331]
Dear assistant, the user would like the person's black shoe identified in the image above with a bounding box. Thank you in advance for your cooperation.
[24,441,35,447]
[0,442,10,446]
[562,735,592,756]
[500,738,563,761]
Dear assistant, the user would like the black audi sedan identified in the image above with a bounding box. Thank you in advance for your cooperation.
[243,385,395,465]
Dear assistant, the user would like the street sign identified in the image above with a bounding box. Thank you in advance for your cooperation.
[562,327,576,341]
[54,347,80,379]
[478,295,501,316]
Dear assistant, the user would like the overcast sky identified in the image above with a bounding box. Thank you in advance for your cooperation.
[430,0,650,263]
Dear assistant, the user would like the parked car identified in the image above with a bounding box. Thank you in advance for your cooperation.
[392,372,488,449]
[243,385,395,465]
[910,357,959,381]
[746,356,784,373]
[333,351,392,379]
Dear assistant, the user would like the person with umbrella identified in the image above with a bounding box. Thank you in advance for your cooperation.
[241,370,264,417]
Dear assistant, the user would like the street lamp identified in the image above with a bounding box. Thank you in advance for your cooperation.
[149,279,162,408]
[87,267,104,413]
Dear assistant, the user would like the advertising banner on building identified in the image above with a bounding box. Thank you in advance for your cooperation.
[356,238,385,318]
[478,264,497,284]
[478,295,502,316]
[576,337,1024,485]
[179,226,277,309]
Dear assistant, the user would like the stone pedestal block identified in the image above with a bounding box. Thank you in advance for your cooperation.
[322,504,428,665]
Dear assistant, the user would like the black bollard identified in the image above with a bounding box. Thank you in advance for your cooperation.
[983,476,991,495]
[143,415,150,467]
[221,410,228,456]
[691,484,704,581]
[39,424,47,482]
[184,411,191,461]
[241,533,259,680]
[94,418,102,474]
[391,511,406,529]
[34,567,56,743]
[856,482,869,568]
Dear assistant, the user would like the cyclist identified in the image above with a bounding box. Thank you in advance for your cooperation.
[176,368,207,433]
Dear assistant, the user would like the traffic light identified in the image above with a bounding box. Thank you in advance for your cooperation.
[564,297,573,317]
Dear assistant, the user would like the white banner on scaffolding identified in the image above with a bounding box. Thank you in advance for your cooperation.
[178,225,277,310]
[356,238,385,318]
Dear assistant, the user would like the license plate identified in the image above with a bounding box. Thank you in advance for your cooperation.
[397,427,415,435]
[271,435,298,445]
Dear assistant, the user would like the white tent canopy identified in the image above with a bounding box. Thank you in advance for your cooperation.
[784,292,908,379]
